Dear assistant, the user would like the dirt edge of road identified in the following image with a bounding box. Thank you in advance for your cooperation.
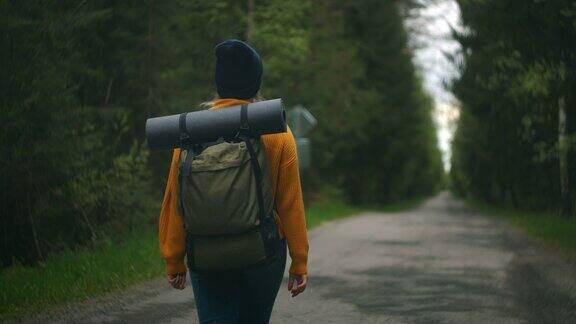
[504,227,576,323]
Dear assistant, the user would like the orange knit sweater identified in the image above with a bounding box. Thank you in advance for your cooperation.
[159,99,309,275]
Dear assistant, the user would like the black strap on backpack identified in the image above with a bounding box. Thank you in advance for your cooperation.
[236,105,265,221]
[179,112,191,146]
[236,104,278,258]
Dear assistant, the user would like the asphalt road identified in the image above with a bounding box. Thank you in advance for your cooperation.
[28,192,576,323]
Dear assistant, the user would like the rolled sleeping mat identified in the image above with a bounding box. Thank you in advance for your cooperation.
[146,98,286,151]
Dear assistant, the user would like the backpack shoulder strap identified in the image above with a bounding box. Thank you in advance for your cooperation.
[243,137,265,222]
[236,104,268,223]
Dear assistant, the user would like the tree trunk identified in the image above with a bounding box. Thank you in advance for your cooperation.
[146,0,154,110]
[558,95,571,218]
[246,0,255,42]
[27,192,43,263]
[104,77,114,106]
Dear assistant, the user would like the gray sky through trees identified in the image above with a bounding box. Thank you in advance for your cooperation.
[407,0,462,170]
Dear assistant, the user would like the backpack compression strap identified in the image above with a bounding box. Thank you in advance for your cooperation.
[179,112,190,147]
[179,112,219,177]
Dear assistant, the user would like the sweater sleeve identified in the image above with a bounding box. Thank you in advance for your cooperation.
[158,149,188,275]
[276,128,309,275]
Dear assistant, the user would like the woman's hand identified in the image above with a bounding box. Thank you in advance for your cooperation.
[167,273,187,290]
[288,273,307,297]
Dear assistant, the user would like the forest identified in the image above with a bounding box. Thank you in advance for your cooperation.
[0,0,443,268]
[451,0,576,217]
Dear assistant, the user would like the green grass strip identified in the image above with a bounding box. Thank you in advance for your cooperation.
[305,200,364,228]
[466,197,576,253]
[0,227,164,317]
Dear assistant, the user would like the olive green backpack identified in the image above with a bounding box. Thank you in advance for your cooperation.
[178,108,280,272]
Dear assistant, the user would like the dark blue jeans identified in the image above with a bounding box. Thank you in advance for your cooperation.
[189,239,287,324]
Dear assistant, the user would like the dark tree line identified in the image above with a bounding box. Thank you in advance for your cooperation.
[0,0,442,267]
[301,0,444,205]
[451,0,576,216]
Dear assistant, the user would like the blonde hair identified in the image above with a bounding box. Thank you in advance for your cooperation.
[199,94,218,109]
[199,92,264,109]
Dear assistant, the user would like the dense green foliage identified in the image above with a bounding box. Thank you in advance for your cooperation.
[451,0,576,215]
[0,0,442,268]
[0,1,156,268]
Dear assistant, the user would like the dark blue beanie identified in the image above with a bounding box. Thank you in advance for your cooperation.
[214,39,263,99]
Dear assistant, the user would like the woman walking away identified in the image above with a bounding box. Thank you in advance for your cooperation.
[158,39,309,324]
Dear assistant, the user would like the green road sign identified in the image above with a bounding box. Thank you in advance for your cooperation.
[296,138,311,169]
[287,105,317,138]
[287,105,317,170]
